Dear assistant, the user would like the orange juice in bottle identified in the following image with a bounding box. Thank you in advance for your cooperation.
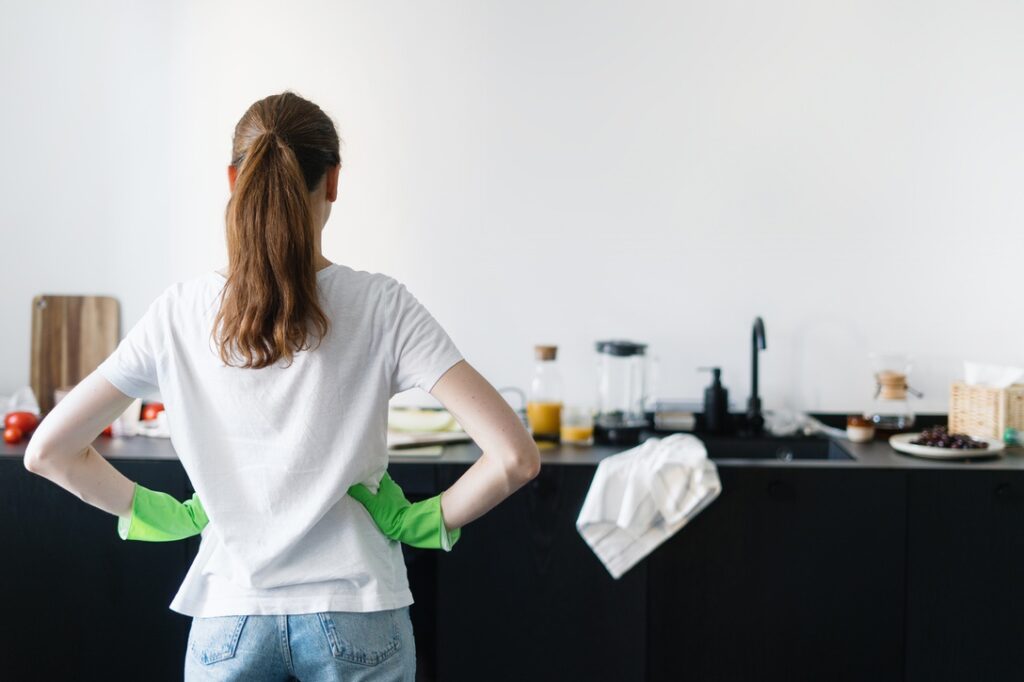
[527,401,563,440]
[527,345,563,442]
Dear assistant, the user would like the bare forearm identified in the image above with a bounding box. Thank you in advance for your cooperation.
[426,359,542,531]
[438,451,538,530]
[26,445,135,517]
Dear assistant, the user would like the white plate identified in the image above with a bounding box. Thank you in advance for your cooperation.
[889,432,1005,459]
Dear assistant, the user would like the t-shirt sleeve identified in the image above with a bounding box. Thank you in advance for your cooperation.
[96,289,169,400]
[386,278,464,395]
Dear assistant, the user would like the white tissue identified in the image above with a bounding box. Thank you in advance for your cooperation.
[2,386,41,416]
[964,362,1024,389]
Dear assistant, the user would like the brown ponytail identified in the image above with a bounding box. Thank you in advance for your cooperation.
[213,91,342,369]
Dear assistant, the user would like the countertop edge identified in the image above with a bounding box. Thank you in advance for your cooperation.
[4,435,1024,471]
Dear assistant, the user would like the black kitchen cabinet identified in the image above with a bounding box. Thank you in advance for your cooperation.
[432,463,648,682]
[0,459,192,681]
[391,463,446,682]
[905,470,1024,682]
[647,467,906,682]
[7,452,1024,681]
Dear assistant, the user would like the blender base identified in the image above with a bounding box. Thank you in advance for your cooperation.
[594,423,646,447]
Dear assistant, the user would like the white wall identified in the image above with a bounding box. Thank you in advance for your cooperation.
[4,1,1023,414]
[1,0,177,385]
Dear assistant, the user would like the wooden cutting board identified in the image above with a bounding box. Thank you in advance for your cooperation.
[30,295,120,415]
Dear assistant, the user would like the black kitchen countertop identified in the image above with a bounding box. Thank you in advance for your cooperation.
[5,431,1023,471]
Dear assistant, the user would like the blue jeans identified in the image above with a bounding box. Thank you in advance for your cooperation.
[183,606,416,681]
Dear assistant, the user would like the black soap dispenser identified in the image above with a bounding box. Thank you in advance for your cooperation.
[701,367,729,435]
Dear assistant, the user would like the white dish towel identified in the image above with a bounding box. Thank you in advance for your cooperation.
[576,433,722,579]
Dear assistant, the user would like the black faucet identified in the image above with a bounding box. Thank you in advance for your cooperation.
[746,316,767,435]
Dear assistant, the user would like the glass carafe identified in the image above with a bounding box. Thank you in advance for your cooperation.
[866,353,920,434]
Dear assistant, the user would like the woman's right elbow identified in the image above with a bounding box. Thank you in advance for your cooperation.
[512,443,541,483]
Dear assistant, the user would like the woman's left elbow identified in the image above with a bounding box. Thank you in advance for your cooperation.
[23,442,53,475]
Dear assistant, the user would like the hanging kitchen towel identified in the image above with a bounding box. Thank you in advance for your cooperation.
[576,433,721,579]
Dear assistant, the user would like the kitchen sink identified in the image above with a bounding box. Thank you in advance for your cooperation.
[696,435,853,461]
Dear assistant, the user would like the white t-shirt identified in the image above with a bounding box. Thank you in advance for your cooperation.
[96,262,464,617]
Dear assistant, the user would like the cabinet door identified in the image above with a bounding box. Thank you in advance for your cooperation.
[0,459,192,681]
[435,464,647,682]
[648,468,906,682]
[906,471,1024,682]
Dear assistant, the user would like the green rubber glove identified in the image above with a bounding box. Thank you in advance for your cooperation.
[347,471,460,551]
[117,482,209,542]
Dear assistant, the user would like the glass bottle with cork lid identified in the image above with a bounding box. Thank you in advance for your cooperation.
[527,345,563,443]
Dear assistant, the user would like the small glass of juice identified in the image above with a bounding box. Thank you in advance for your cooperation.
[560,405,594,445]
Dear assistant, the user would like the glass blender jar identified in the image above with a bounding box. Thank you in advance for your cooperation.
[594,340,650,445]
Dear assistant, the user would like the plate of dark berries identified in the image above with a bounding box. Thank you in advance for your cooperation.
[890,426,1005,459]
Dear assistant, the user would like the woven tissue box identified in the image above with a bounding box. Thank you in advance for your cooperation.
[949,382,1024,440]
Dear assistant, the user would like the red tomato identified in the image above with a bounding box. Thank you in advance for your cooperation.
[4,425,22,444]
[142,403,165,421]
[102,425,113,438]
[5,411,39,435]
